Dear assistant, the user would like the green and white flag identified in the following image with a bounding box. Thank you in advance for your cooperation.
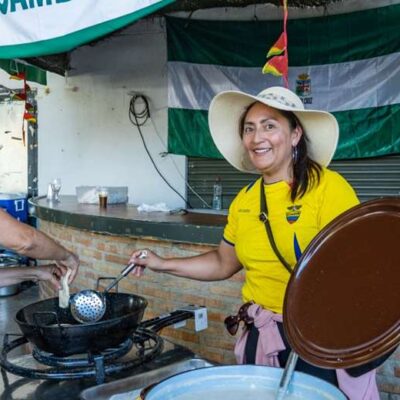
[167,4,400,160]
[0,0,174,58]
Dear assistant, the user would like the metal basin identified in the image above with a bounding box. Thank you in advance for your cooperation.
[0,283,20,297]
[80,358,214,400]
[139,365,346,400]
[0,254,22,297]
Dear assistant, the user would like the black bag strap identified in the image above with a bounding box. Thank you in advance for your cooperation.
[259,179,293,274]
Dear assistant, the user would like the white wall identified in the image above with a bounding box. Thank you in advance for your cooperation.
[0,18,187,209]
[0,101,27,193]
[41,18,187,208]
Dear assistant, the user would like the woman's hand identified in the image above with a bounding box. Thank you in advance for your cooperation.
[127,241,242,281]
[128,249,164,277]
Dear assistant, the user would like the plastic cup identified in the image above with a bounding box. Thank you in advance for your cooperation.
[98,189,108,209]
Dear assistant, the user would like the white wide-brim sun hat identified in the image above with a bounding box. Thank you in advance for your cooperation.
[208,86,339,173]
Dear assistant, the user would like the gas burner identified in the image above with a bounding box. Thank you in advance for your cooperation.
[0,306,206,400]
[0,328,163,384]
[32,336,135,368]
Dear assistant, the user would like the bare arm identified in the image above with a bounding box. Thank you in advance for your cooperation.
[128,240,242,281]
[0,264,67,289]
[0,209,79,282]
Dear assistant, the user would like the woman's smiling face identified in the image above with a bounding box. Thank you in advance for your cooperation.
[241,102,302,183]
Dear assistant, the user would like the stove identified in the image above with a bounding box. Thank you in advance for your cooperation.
[0,310,205,400]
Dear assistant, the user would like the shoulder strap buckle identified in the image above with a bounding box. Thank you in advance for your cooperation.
[259,212,268,222]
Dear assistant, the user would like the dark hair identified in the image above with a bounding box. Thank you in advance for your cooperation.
[239,103,322,201]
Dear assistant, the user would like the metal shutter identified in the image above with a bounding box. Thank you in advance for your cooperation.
[187,155,400,209]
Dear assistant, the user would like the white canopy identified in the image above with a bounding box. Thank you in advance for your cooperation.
[0,0,174,58]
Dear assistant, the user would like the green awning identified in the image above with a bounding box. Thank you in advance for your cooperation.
[0,59,47,85]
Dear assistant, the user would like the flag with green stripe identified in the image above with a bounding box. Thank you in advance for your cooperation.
[166,4,400,160]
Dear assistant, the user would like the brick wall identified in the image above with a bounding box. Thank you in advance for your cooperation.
[38,221,400,396]
[39,220,243,364]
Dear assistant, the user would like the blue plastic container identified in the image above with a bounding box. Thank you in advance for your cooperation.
[0,193,28,222]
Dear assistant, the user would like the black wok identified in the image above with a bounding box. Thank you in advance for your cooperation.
[15,293,147,356]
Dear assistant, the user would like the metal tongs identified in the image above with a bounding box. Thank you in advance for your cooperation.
[69,251,147,323]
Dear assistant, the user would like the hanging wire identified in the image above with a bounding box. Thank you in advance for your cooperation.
[128,94,198,208]
[149,119,212,209]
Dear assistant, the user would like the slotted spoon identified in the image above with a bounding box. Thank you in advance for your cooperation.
[69,251,147,323]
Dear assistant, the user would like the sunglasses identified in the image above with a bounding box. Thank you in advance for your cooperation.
[224,301,254,336]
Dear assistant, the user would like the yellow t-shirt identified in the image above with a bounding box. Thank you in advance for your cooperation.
[223,168,359,314]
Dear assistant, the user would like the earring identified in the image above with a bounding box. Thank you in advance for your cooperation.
[292,146,298,164]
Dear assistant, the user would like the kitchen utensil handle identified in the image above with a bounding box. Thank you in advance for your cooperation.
[104,251,148,293]
[120,262,137,277]
[276,351,298,400]
[104,263,136,293]
[120,250,147,277]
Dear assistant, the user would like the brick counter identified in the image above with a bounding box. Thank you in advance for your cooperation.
[38,220,244,364]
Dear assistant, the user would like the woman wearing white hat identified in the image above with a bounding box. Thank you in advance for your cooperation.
[129,87,380,394]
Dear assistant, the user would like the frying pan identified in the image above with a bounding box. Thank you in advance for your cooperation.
[15,292,147,356]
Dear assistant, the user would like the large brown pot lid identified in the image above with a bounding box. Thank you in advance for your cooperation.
[283,197,400,368]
